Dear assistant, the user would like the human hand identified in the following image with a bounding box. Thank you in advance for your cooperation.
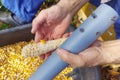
[40,32,73,60]
[56,39,120,68]
[32,5,73,42]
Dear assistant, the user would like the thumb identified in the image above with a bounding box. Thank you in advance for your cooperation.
[56,48,85,68]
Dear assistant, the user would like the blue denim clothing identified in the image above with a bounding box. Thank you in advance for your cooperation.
[1,0,120,38]
[1,0,45,23]
[89,0,120,39]
[89,0,101,7]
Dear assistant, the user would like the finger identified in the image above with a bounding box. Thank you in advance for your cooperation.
[48,37,54,40]
[69,32,73,35]
[44,37,48,41]
[40,54,45,60]
[53,34,62,39]
[48,32,54,40]
[62,33,69,38]
[32,11,47,33]
[35,31,43,43]
[45,52,52,59]
[56,48,85,68]
[62,32,73,38]
[45,50,54,59]
[44,32,53,40]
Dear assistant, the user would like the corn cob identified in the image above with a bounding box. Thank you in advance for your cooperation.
[22,38,67,58]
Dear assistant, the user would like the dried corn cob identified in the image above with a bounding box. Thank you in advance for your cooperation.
[22,38,67,58]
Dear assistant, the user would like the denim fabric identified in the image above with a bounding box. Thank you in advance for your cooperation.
[1,0,120,38]
[89,0,101,6]
[1,0,45,23]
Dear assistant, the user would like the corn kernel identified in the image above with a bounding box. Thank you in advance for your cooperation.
[40,39,46,44]
[0,41,73,80]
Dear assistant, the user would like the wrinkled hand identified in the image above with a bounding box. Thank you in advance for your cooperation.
[40,32,73,60]
[32,5,73,60]
[56,41,107,68]
[32,5,73,42]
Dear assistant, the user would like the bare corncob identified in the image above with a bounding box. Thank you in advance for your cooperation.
[22,38,67,58]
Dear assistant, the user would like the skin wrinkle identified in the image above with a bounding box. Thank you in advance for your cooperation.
[89,47,104,67]
[101,47,114,64]
[100,40,120,64]
[71,56,82,68]
[47,5,68,25]
[78,53,86,67]
[81,46,102,67]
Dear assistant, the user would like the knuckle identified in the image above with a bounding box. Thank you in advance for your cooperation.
[62,53,70,62]
[78,54,86,67]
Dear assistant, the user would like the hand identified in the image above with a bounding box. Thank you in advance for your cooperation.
[40,32,73,60]
[32,5,73,42]
[56,41,107,68]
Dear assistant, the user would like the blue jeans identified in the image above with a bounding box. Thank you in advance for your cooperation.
[1,0,45,23]
[89,0,120,39]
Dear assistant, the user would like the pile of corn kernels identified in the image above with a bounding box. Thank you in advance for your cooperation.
[0,41,73,80]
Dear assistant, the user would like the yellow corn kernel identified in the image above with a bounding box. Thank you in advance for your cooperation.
[40,39,46,44]
[22,38,67,58]
[0,41,73,80]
